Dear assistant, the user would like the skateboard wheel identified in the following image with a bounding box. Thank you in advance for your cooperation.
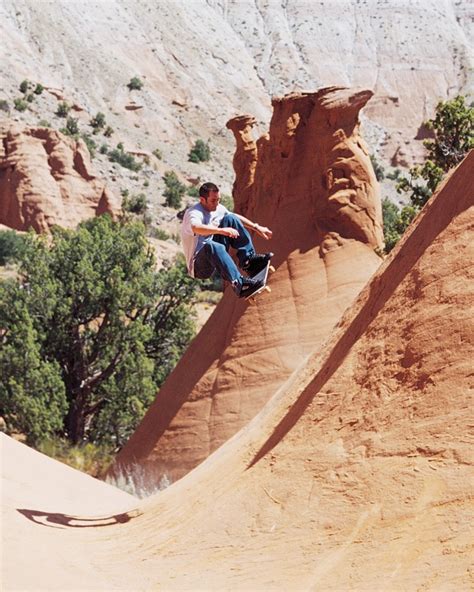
[264,286,271,293]
[269,265,275,273]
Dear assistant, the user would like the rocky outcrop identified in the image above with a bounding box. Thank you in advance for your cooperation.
[0,124,120,232]
[0,2,471,191]
[110,87,384,489]
[3,153,472,592]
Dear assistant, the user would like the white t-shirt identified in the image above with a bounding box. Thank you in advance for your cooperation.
[181,203,229,276]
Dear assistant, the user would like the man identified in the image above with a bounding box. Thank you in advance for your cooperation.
[181,182,273,297]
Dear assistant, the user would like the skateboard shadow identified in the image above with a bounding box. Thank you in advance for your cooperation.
[17,508,139,529]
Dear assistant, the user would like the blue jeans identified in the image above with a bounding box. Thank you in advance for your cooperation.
[193,213,255,292]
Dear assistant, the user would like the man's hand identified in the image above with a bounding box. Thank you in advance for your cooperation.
[254,224,272,240]
[218,227,240,238]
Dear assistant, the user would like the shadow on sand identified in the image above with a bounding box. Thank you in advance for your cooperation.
[17,508,140,529]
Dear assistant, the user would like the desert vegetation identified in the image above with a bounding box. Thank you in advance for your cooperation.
[382,95,473,252]
[0,216,198,474]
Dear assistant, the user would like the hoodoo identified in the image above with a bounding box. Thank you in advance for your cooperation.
[111,87,384,489]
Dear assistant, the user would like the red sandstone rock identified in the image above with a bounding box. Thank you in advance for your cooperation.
[110,87,384,488]
[0,124,120,233]
[3,151,472,592]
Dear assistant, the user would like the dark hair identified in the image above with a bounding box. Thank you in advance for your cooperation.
[199,182,219,198]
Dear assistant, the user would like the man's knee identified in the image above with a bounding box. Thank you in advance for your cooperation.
[219,212,240,227]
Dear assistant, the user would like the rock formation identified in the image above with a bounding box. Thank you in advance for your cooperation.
[0,124,120,232]
[3,151,472,592]
[110,87,384,489]
[0,1,471,190]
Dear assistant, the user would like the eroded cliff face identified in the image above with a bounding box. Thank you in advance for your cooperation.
[0,124,120,232]
[110,87,383,490]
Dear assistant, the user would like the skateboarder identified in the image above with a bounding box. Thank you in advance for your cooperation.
[181,182,273,297]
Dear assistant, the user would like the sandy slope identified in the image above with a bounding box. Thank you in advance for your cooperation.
[2,152,473,591]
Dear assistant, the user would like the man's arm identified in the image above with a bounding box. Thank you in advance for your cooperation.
[234,213,273,240]
[191,223,239,238]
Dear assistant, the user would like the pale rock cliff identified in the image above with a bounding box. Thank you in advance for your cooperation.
[110,86,384,488]
[0,0,471,189]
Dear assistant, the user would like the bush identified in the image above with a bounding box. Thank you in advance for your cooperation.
[37,437,114,477]
[0,230,26,266]
[127,76,143,91]
[163,171,186,209]
[80,133,97,158]
[187,185,200,197]
[389,95,474,251]
[90,111,106,131]
[104,125,114,137]
[56,101,70,117]
[370,155,385,181]
[19,79,29,93]
[382,198,418,254]
[188,139,211,163]
[26,93,35,103]
[13,98,28,112]
[397,95,474,208]
[33,83,44,95]
[108,144,142,172]
[38,119,51,128]
[60,116,80,136]
[122,193,148,215]
[150,227,170,241]
[99,143,108,155]
[0,99,10,113]
[152,148,162,160]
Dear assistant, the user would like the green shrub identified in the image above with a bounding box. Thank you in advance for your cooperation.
[104,125,114,137]
[150,227,170,241]
[38,119,51,128]
[19,79,29,93]
[90,111,106,131]
[26,93,35,103]
[163,171,186,209]
[187,185,200,197]
[108,144,142,172]
[33,83,44,95]
[143,180,149,187]
[99,143,108,155]
[370,154,385,181]
[188,139,211,163]
[55,101,70,117]
[122,193,148,215]
[0,217,197,447]
[0,99,10,113]
[80,133,97,158]
[152,148,162,160]
[127,76,143,91]
[0,230,26,266]
[61,116,79,136]
[37,437,114,477]
[13,98,28,112]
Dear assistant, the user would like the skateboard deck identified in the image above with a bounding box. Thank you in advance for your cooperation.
[245,258,274,301]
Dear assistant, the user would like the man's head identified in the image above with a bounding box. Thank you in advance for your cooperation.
[199,182,220,212]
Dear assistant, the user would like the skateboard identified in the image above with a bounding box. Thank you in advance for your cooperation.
[245,258,275,301]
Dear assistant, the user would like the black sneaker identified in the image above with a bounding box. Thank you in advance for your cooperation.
[238,276,264,298]
[242,252,273,277]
